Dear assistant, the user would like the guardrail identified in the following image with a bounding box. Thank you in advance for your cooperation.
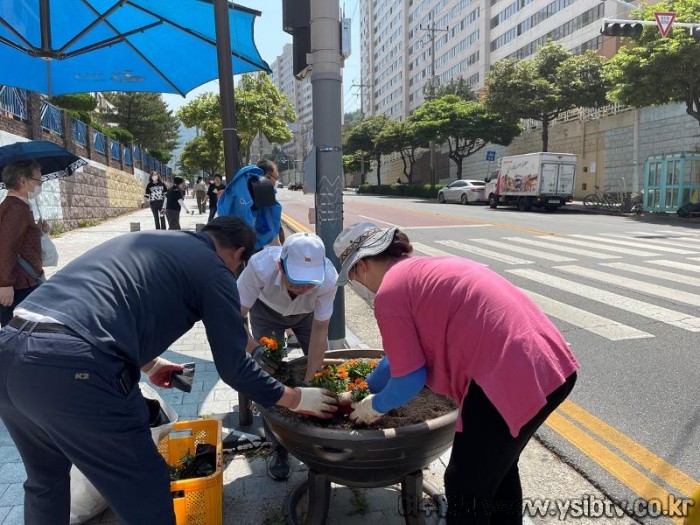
[0,86,28,120]
[40,101,63,135]
[72,118,87,146]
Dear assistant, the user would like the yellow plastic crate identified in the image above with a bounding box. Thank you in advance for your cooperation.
[158,419,223,525]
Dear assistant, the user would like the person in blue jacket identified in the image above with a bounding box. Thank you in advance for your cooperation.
[0,216,337,525]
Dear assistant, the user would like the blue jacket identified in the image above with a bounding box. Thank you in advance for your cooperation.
[217,165,282,250]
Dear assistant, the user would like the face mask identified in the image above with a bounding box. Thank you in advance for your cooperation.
[351,267,376,310]
[28,184,42,199]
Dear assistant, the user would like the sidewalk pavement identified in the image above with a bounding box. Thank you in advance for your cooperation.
[0,197,630,525]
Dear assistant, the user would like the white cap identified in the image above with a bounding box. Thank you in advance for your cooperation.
[280,232,326,285]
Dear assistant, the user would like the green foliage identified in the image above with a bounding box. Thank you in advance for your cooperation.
[435,77,475,100]
[375,119,427,185]
[104,92,180,154]
[412,95,520,179]
[179,135,221,177]
[49,94,97,112]
[605,0,700,126]
[49,220,65,238]
[68,110,92,126]
[357,183,444,199]
[105,127,134,144]
[484,41,609,150]
[344,115,391,185]
[149,148,171,164]
[77,219,102,228]
[343,109,364,131]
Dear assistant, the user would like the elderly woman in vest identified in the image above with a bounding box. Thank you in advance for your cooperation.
[0,160,46,326]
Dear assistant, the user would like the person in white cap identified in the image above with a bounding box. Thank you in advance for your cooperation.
[237,231,338,479]
[333,221,579,524]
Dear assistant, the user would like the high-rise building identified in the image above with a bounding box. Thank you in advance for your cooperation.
[270,43,314,177]
[360,0,633,119]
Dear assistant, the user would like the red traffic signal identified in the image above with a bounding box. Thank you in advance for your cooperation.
[601,22,644,38]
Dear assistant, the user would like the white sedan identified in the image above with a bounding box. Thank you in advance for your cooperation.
[437,179,486,204]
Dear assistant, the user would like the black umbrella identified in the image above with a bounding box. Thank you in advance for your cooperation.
[0,141,86,189]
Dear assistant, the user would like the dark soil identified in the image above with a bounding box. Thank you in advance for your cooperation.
[268,360,458,430]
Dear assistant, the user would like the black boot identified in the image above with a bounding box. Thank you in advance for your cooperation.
[266,446,291,481]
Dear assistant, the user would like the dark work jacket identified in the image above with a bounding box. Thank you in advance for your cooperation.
[19,231,284,407]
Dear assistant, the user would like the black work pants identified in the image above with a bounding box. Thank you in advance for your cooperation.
[445,373,577,524]
[0,285,40,327]
[0,326,175,525]
[165,209,181,230]
[207,203,217,223]
[149,201,166,230]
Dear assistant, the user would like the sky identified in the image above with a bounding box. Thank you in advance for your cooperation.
[162,1,362,115]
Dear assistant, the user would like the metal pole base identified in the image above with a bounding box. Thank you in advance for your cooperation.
[221,394,267,451]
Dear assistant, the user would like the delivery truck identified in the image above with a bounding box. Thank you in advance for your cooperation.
[484,152,577,211]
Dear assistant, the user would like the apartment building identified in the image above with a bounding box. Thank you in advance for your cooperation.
[360,0,632,120]
[269,43,314,172]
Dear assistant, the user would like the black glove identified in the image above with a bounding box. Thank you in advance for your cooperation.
[251,345,280,375]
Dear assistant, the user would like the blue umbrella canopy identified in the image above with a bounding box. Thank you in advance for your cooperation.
[0,140,86,189]
[0,0,270,96]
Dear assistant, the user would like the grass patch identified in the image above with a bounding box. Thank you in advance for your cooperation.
[349,488,369,515]
[77,218,102,228]
[49,220,66,238]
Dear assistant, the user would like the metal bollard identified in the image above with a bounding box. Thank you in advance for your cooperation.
[130,222,140,232]
[195,223,205,233]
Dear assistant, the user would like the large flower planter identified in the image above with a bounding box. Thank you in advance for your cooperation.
[256,349,458,525]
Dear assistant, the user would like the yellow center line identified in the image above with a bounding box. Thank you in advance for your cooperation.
[557,400,699,496]
[546,412,688,524]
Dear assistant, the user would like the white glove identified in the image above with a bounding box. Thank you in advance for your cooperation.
[291,387,338,418]
[350,394,384,425]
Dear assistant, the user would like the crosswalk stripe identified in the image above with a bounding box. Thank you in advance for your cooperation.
[523,290,653,341]
[601,233,700,249]
[469,239,576,262]
[569,234,699,255]
[554,265,700,307]
[411,242,453,257]
[553,236,655,257]
[601,262,700,288]
[436,240,533,264]
[503,237,620,260]
[686,257,700,263]
[649,260,700,273]
[507,269,700,331]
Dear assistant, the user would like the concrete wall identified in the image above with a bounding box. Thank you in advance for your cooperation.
[378,102,700,199]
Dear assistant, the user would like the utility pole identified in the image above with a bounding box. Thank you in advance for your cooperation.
[311,0,345,346]
[419,21,448,187]
[351,81,374,184]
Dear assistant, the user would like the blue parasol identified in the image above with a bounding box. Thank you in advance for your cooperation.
[0,0,269,96]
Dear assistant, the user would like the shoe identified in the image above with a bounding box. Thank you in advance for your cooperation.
[266,447,292,481]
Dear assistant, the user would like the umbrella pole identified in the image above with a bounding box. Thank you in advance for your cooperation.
[214,0,241,178]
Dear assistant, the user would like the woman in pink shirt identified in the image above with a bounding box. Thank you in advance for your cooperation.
[334,222,579,524]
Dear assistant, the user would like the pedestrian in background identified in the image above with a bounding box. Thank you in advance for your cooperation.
[144,171,167,230]
[238,232,338,480]
[207,173,226,223]
[257,159,284,245]
[193,176,207,214]
[334,221,579,525]
[0,216,338,525]
[164,176,193,230]
[0,160,46,326]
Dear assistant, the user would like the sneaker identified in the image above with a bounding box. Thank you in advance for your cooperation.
[266,447,292,481]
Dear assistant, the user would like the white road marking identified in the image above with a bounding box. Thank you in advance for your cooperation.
[437,239,533,265]
[569,234,698,255]
[470,238,576,262]
[553,236,656,257]
[649,259,700,273]
[503,237,620,260]
[411,242,454,257]
[601,262,700,288]
[357,215,401,228]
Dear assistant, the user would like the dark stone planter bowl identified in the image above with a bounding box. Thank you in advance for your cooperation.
[257,349,458,488]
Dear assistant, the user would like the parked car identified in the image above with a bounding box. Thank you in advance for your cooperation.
[437,179,486,204]
[288,183,303,191]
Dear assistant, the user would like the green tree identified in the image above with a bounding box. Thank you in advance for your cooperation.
[344,115,391,185]
[236,72,296,163]
[374,120,427,185]
[435,77,475,101]
[344,109,364,131]
[412,95,521,180]
[49,93,97,125]
[105,92,180,153]
[605,0,700,128]
[483,41,609,151]
[179,135,221,177]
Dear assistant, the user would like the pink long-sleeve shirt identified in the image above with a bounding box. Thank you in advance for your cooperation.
[374,256,579,437]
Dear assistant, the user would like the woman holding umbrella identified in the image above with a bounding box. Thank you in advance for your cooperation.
[334,222,579,524]
[0,160,47,326]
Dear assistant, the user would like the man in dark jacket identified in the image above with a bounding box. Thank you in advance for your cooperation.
[0,217,337,525]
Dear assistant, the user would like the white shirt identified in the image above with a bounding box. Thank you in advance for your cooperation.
[237,246,338,321]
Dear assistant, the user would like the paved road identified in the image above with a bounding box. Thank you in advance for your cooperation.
[280,189,700,523]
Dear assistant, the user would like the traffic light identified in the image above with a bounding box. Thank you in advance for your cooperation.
[601,22,644,38]
[282,0,311,79]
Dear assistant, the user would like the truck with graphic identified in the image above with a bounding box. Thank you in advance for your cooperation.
[484,152,577,211]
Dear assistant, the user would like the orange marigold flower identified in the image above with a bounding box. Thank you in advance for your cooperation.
[354,378,364,384]
[347,383,355,391]
[336,367,348,379]
[358,381,369,389]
